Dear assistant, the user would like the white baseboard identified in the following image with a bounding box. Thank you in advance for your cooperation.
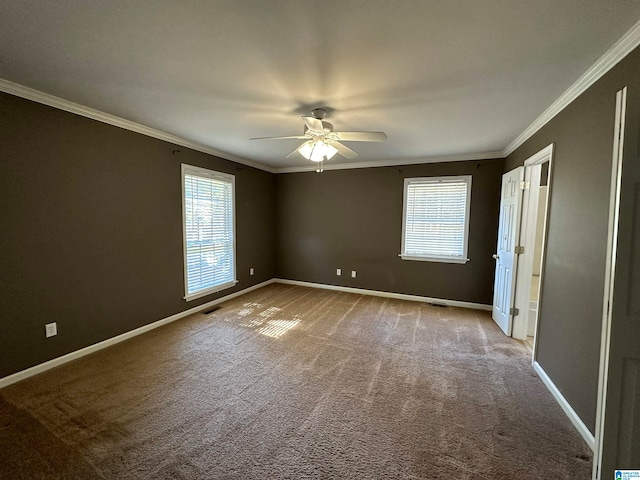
[533,361,596,452]
[274,278,492,311]
[0,279,275,390]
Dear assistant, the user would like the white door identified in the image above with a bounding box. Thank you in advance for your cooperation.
[492,167,524,336]
[597,86,640,476]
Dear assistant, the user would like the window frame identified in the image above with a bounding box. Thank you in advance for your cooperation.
[181,163,237,301]
[400,175,472,264]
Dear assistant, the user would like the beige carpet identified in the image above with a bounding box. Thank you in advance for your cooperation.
[0,284,592,479]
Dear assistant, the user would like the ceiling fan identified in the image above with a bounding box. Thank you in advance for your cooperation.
[250,108,387,171]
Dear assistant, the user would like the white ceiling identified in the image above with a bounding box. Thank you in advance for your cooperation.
[2,1,640,172]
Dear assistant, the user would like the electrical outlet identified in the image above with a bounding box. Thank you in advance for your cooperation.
[250,267,254,276]
[45,322,57,338]
[351,270,357,278]
[336,268,341,276]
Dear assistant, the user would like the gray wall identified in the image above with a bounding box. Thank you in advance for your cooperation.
[276,159,504,305]
[0,92,276,379]
[505,46,640,433]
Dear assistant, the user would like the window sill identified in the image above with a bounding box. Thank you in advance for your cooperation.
[399,255,469,264]
[184,280,238,302]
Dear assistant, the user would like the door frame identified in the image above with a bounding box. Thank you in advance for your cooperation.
[592,87,627,480]
[511,144,554,353]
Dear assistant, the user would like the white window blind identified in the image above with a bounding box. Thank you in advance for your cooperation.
[182,164,236,300]
[401,176,472,263]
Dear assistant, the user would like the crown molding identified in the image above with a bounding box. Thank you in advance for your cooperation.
[274,151,504,174]
[0,79,276,174]
[504,18,640,157]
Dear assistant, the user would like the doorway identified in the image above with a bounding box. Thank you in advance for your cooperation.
[527,175,548,347]
[492,144,554,348]
[524,162,549,347]
[512,147,553,352]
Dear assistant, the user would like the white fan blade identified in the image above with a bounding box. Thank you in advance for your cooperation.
[334,131,387,142]
[302,116,324,133]
[250,135,309,140]
[333,141,358,159]
[286,148,301,159]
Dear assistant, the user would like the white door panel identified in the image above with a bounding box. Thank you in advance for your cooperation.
[492,167,524,336]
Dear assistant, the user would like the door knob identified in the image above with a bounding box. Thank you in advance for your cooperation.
[492,254,499,260]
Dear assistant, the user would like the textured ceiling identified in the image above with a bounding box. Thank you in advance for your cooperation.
[2,0,640,170]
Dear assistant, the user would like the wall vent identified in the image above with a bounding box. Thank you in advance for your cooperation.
[430,303,448,308]
[202,306,222,315]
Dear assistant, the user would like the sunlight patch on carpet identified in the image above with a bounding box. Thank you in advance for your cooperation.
[235,302,302,338]
[236,302,262,318]
[257,317,301,338]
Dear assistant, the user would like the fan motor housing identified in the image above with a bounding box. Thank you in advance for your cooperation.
[311,107,327,119]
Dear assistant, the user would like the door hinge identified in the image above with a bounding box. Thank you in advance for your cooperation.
[510,307,520,316]
[514,246,525,255]
[520,181,530,190]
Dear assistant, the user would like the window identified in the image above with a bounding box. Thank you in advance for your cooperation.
[401,175,472,264]
[182,164,236,300]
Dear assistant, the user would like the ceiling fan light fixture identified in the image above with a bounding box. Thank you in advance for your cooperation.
[250,107,386,163]
[298,140,338,162]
